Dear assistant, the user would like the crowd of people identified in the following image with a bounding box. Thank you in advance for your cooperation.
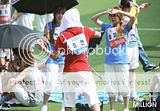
[0,0,160,111]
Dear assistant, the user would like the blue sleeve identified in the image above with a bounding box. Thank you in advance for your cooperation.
[102,22,111,32]
[124,24,131,36]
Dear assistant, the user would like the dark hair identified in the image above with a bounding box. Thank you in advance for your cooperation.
[54,5,66,14]
[0,0,9,4]
[53,6,66,24]
[120,0,131,8]
[12,48,35,67]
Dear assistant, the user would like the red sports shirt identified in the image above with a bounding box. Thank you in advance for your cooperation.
[55,26,95,72]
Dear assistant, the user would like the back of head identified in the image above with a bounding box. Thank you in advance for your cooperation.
[12,48,35,67]
[60,8,83,33]
[119,0,131,9]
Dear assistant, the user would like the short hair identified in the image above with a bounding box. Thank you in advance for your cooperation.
[120,0,131,8]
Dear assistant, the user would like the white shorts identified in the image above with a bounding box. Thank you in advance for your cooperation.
[128,46,139,69]
[104,64,130,97]
[15,14,34,30]
[41,63,64,95]
[62,71,100,107]
[12,84,38,106]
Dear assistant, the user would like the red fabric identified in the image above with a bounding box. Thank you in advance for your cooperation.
[55,26,95,72]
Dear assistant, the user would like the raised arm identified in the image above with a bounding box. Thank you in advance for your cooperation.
[119,10,135,28]
[94,31,101,38]
[110,8,136,28]
[36,39,59,60]
[11,12,23,22]
[91,11,107,28]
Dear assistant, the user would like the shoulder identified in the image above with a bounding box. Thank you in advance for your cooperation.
[45,21,53,28]
[102,22,112,28]
[101,23,112,32]
[83,26,94,31]
[22,66,34,72]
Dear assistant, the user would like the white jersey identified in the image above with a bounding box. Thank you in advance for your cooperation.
[0,0,11,24]
[22,66,44,92]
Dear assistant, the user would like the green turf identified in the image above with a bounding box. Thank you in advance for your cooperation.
[11,0,160,110]
[11,101,137,111]
[87,0,160,72]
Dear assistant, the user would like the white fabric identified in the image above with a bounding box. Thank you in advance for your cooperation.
[128,46,139,69]
[62,30,88,55]
[12,84,40,106]
[40,105,48,111]
[15,14,34,30]
[62,71,100,107]
[41,64,64,94]
[60,8,83,33]
[23,66,44,92]
[12,84,31,106]
[36,14,53,32]
[0,49,6,57]
[10,66,43,106]
[104,64,130,97]
[151,74,160,99]
[0,4,11,23]
[0,49,10,58]
[151,74,160,92]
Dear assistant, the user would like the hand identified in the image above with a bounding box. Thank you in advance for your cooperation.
[140,3,150,9]
[106,9,112,14]
[36,39,46,49]
[10,15,17,23]
[36,39,44,45]
[107,9,120,14]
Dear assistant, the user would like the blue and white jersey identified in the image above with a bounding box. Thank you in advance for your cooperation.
[102,22,131,64]
[45,21,64,64]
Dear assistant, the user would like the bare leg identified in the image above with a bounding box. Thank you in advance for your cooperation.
[65,107,72,111]
[0,57,6,66]
[43,93,49,105]
[91,103,101,111]
[109,97,115,110]
[123,96,129,110]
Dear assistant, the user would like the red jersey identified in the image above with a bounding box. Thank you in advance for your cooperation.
[55,26,95,72]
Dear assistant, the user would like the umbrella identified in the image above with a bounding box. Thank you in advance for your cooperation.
[0,24,34,48]
[12,0,79,15]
